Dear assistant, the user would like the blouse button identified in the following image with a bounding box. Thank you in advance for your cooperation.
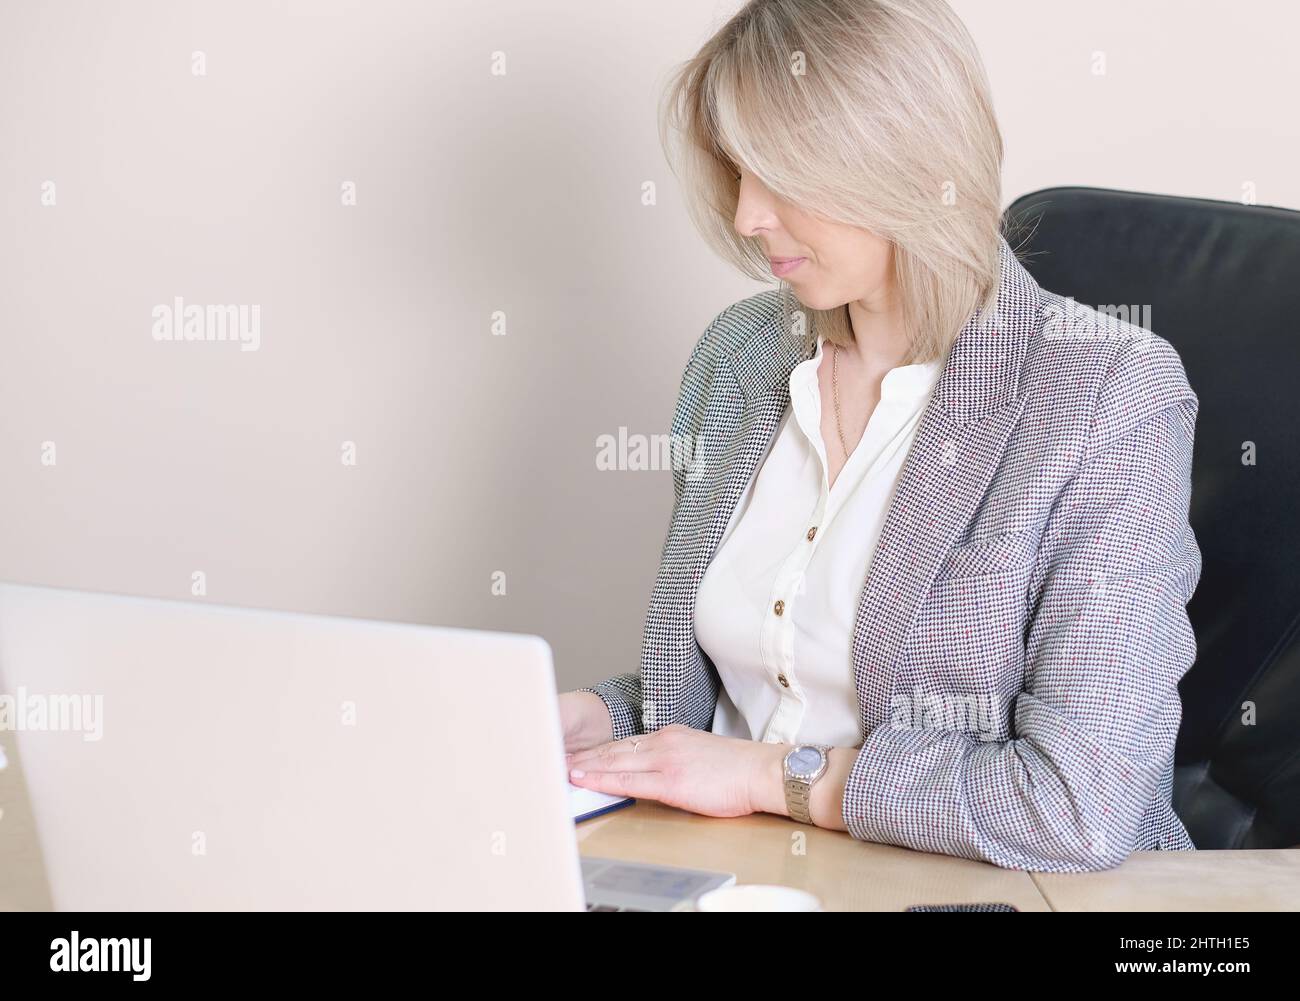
[773,599,785,616]
[806,526,817,542]
[777,673,790,688]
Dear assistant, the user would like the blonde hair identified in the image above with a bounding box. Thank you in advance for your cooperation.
[660,0,1005,364]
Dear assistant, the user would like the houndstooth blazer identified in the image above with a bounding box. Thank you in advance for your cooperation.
[582,235,1201,872]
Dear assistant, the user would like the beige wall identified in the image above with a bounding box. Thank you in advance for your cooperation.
[1,0,1295,696]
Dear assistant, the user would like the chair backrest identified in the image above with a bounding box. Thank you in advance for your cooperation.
[1002,187,1300,849]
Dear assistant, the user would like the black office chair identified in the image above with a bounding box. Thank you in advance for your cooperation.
[1002,187,1300,850]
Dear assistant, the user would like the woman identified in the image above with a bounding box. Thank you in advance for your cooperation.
[561,0,1200,872]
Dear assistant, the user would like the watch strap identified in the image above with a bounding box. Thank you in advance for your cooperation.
[785,775,815,824]
[783,744,829,825]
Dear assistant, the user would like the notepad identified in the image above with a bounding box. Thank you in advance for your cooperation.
[568,783,633,823]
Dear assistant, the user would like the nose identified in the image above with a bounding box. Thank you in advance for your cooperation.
[733,172,779,242]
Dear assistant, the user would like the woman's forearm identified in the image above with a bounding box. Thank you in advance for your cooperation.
[749,742,854,832]
[559,691,614,752]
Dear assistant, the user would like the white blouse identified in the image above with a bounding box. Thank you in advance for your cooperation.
[694,333,944,749]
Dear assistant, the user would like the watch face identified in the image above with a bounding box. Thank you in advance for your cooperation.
[788,746,823,776]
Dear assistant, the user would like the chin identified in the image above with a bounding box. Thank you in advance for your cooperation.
[790,288,842,313]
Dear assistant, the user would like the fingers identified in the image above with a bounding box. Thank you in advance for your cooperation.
[567,735,656,772]
[568,767,665,801]
[567,735,663,801]
[567,746,657,775]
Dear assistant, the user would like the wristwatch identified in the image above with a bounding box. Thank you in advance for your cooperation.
[782,744,830,825]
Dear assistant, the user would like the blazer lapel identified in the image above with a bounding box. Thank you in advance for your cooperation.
[687,317,814,592]
[849,395,1027,729]
[851,237,1041,730]
[657,314,812,720]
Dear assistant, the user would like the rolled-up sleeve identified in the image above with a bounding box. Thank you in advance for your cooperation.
[843,382,1201,872]
[578,674,643,741]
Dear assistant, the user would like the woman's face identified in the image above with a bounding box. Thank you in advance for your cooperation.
[733,166,895,314]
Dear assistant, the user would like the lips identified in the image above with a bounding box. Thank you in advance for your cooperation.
[769,257,806,278]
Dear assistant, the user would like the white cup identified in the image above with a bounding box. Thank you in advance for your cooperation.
[695,884,823,912]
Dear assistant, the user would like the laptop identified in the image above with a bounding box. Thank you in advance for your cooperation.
[0,581,732,911]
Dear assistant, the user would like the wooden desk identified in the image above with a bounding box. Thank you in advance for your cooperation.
[1034,850,1300,911]
[577,800,1052,911]
[577,801,1300,912]
[6,749,1296,911]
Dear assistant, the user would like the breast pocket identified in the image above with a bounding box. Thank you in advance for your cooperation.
[901,529,1038,702]
[932,528,1039,582]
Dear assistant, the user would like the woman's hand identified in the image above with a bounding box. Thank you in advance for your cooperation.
[557,691,615,754]
[566,724,789,818]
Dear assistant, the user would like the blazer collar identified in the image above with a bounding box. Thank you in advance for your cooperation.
[726,235,1040,426]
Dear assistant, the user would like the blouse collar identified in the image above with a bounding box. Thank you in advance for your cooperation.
[790,333,944,403]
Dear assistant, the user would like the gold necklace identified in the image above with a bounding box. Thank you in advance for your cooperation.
[830,342,850,459]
